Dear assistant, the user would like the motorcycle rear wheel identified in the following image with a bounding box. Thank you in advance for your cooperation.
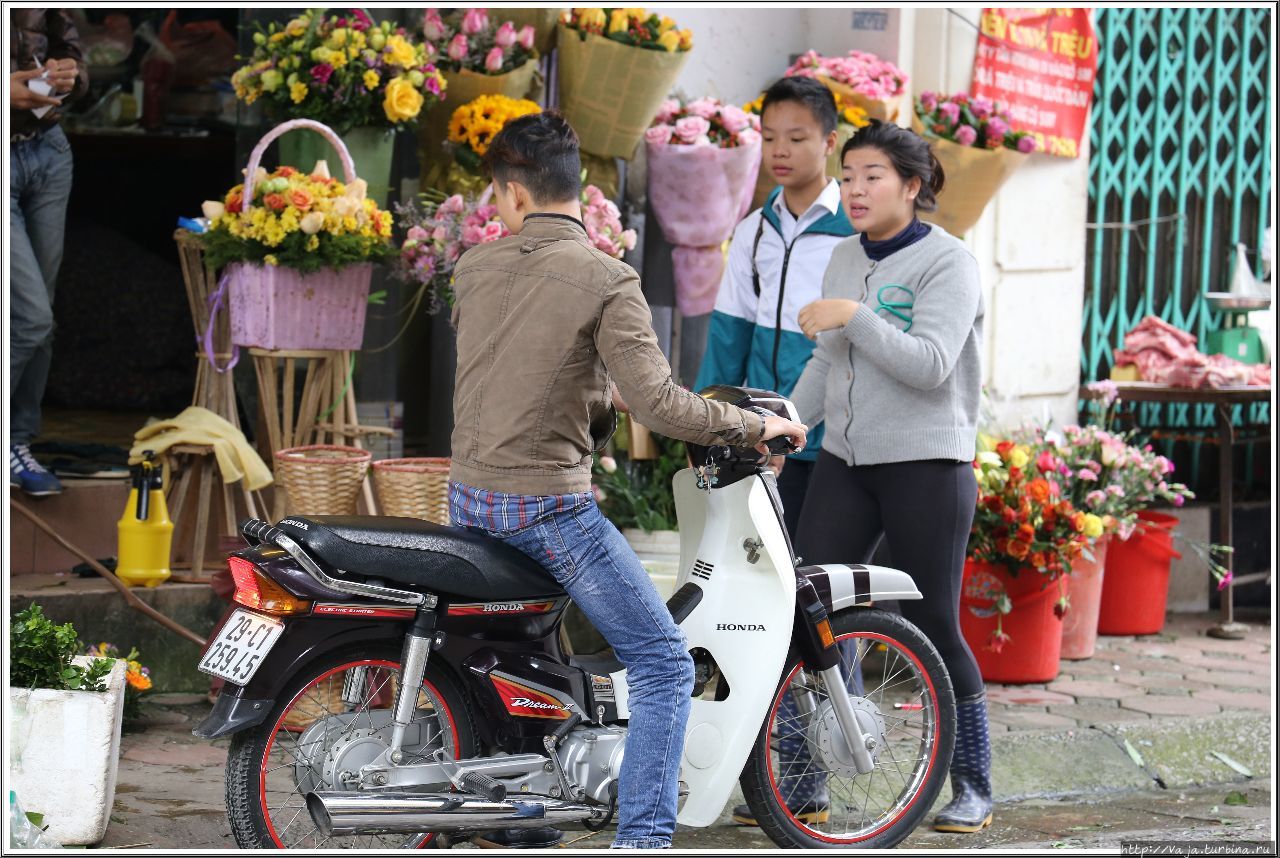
[738,607,955,849]
[225,647,476,849]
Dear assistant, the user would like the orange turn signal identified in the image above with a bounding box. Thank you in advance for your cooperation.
[228,556,311,616]
[816,618,835,649]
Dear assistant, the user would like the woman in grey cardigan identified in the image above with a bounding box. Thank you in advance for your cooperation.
[788,120,991,834]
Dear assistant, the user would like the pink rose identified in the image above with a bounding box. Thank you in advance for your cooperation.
[447,34,469,61]
[970,96,993,119]
[620,229,637,251]
[480,221,506,242]
[423,9,447,41]
[432,225,448,241]
[686,97,719,119]
[461,224,485,246]
[407,225,430,241]
[955,124,977,146]
[738,127,761,147]
[495,21,517,49]
[485,46,505,72]
[654,98,681,124]
[719,104,749,134]
[987,116,1011,139]
[517,25,536,51]
[920,91,938,111]
[645,124,675,146]
[439,194,465,216]
[938,101,960,124]
[461,8,489,35]
[674,115,711,143]
[1016,135,1038,154]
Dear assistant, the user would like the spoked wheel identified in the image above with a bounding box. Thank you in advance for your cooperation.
[739,608,955,849]
[225,649,476,849]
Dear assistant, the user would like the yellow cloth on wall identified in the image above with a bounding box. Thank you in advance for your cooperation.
[130,406,273,490]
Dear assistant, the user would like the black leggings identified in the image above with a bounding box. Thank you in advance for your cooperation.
[795,450,984,701]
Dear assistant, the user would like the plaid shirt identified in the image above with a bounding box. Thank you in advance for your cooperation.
[449,480,592,532]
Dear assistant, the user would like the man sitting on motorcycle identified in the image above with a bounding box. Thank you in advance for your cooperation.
[446,109,807,849]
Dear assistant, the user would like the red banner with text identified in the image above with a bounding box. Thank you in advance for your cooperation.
[971,8,1098,158]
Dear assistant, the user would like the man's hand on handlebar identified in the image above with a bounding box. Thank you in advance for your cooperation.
[756,413,807,457]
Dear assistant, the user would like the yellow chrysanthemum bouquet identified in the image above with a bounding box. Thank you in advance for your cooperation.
[232,8,446,132]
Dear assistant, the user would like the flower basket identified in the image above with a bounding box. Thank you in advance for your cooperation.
[912,112,1028,237]
[371,457,451,524]
[960,559,1068,684]
[223,119,378,350]
[273,444,371,516]
[557,23,688,159]
[1060,535,1110,660]
[418,60,540,193]
[1098,511,1182,636]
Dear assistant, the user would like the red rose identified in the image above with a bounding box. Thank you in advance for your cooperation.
[277,166,297,177]
[264,193,287,212]
[225,191,243,214]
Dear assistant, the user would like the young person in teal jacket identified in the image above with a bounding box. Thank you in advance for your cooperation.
[693,76,853,537]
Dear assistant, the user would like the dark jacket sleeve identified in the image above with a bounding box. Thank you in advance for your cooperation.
[596,267,766,449]
[46,9,90,104]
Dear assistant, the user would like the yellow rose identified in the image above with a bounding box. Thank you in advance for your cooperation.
[1008,447,1029,470]
[385,34,418,69]
[578,8,606,30]
[289,81,307,104]
[1083,513,1104,539]
[363,69,380,90]
[678,29,693,50]
[658,16,676,33]
[656,30,680,52]
[608,9,630,34]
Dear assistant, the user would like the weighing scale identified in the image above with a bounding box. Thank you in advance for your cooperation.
[1203,292,1271,364]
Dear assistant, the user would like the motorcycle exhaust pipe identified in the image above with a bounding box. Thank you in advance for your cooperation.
[307,790,602,836]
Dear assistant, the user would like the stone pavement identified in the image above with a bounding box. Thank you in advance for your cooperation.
[94,609,1272,850]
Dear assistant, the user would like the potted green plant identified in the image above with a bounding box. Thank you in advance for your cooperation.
[8,604,127,846]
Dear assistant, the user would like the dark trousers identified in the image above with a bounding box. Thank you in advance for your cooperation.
[775,457,814,542]
[794,451,984,700]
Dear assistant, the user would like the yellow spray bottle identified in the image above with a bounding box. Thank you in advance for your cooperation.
[116,450,173,588]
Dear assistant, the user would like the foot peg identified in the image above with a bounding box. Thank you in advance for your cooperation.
[460,771,506,803]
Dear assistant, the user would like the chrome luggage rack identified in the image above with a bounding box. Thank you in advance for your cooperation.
[239,518,432,608]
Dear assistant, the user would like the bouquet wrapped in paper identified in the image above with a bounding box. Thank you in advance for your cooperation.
[441,93,541,196]
[913,91,1039,236]
[646,97,762,316]
[785,48,907,122]
[557,8,693,159]
[417,8,541,189]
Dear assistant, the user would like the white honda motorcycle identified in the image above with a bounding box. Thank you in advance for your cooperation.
[198,386,955,850]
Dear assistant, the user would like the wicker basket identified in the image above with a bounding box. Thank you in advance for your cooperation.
[274,445,371,516]
[371,457,451,524]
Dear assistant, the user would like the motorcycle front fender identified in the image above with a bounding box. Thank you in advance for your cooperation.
[801,563,924,613]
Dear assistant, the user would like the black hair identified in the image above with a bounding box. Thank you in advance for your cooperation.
[760,76,838,135]
[841,119,945,212]
[484,110,581,203]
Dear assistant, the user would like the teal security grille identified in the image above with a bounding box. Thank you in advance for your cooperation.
[1084,7,1272,494]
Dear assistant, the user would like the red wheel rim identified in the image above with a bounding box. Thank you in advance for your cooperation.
[763,631,942,844]
[258,658,461,849]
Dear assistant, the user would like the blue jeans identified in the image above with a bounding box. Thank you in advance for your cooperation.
[9,125,74,445]
[460,497,694,849]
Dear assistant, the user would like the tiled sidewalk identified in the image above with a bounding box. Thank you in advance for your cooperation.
[984,611,1272,732]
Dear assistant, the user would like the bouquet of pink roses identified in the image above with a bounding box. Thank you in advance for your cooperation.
[421,8,538,76]
[393,191,508,314]
[581,179,637,259]
[645,97,762,316]
[915,91,1038,153]
[785,48,907,121]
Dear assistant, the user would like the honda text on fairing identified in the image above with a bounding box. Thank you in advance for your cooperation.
[196,387,956,849]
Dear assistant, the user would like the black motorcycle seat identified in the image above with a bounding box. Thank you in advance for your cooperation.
[274,515,564,600]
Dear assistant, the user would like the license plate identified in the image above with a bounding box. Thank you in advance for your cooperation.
[198,609,284,686]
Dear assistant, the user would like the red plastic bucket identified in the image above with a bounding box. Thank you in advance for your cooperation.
[1098,511,1182,636]
[1061,536,1110,660]
[960,560,1068,684]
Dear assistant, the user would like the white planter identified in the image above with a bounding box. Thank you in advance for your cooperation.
[622,528,681,600]
[8,657,127,846]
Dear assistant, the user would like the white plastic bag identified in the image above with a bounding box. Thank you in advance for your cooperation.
[8,791,62,849]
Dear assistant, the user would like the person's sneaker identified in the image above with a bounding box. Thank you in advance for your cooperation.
[470,827,563,848]
[10,444,63,497]
[732,801,830,826]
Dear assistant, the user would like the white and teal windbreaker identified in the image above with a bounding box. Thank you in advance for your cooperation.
[694,181,853,461]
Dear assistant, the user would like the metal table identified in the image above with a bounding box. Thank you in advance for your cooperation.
[1081,382,1272,639]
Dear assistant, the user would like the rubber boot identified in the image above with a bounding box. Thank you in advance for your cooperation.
[933,692,993,833]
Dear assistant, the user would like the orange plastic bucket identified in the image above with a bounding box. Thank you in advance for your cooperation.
[1060,536,1110,660]
[960,560,1068,684]
[1098,511,1182,635]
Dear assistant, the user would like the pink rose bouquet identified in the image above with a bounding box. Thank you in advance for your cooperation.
[421,7,538,76]
[392,190,510,312]
[581,180,637,259]
[785,48,908,102]
[915,91,1039,152]
[646,96,762,315]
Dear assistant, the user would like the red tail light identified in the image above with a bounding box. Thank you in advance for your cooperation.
[227,556,310,615]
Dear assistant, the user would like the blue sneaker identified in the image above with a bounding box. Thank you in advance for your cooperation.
[10,444,63,496]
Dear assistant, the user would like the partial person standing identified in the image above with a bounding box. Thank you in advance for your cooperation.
[693,76,852,538]
[790,119,992,833]
[9,8,88,496]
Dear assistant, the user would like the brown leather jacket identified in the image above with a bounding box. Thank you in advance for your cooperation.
[449,213,766,496]
[9,8,89,138]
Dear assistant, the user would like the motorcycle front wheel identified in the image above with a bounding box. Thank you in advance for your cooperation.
[739,607,956,849]
[224,647,476,849]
